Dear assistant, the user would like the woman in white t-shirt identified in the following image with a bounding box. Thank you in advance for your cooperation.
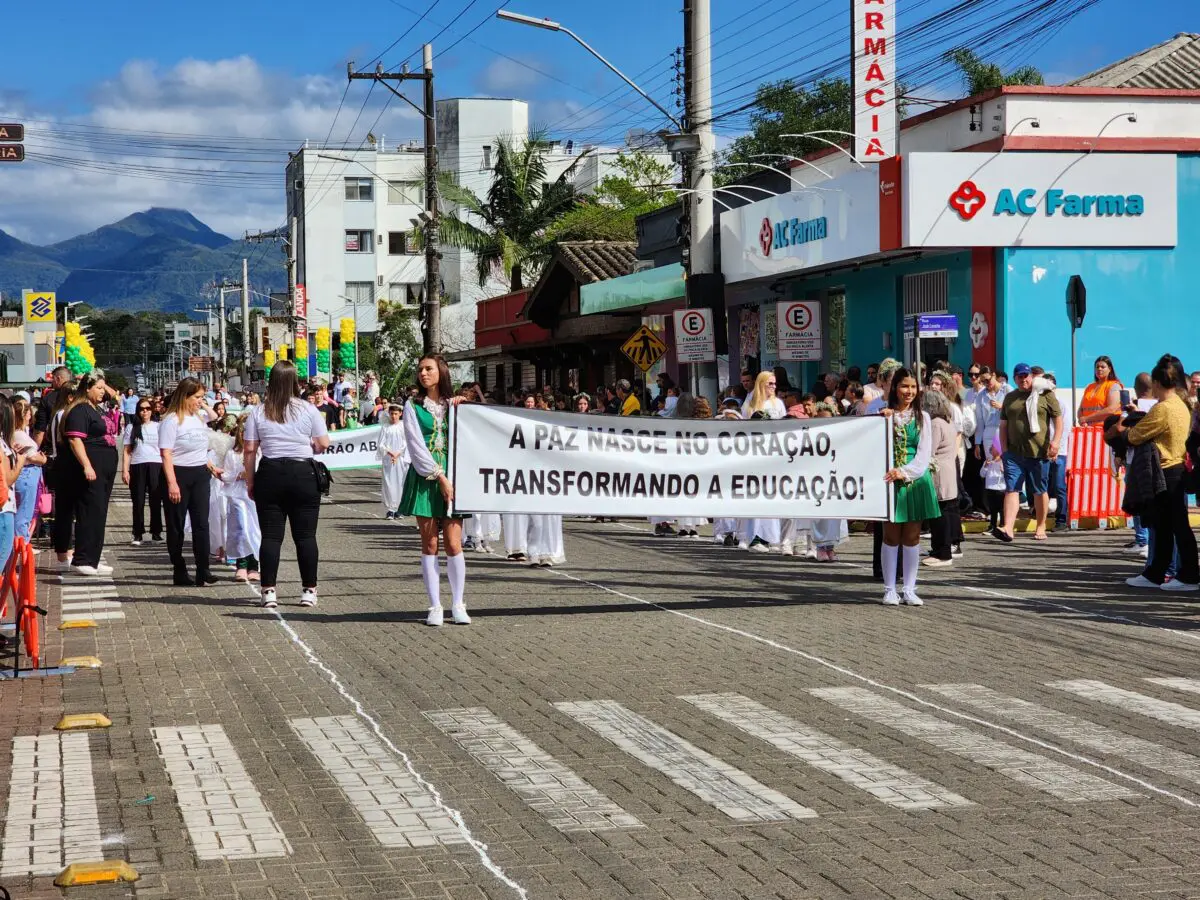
[121,398,163,545]
[741,372,787,420]
[160,377,216,586]
[10,397,46,542]
[242,360,330,610]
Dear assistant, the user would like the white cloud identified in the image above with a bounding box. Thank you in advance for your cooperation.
[474,57,547,94]
[0,56,424,244]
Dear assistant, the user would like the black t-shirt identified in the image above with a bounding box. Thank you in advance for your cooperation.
[63,404,111,449]
[319,402,341,430]
[33,387,61,437]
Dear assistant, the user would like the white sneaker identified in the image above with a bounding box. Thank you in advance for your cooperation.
[300,588,317,607]
[922,557,952,568]
[780,543,795,557]
[902,590,925,606]
[1122,544,1150,557]
[1126,575,1160,588]
[451,605,471,625]
[426,606,444,627]
[1161,580,1199,592]
[130,539,142,547]
[748,541,770,553]
[72,565,102,576]
[882,590,901,606]
[95,564,113,576]
[260,589,277,609]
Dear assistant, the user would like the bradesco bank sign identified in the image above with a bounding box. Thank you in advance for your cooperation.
[902,152,1177,247]
[721,167,882,284]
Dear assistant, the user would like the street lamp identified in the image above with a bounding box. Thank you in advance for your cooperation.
[496,10,682,130]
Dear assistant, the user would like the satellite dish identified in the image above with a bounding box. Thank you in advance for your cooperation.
[625,128,662,151]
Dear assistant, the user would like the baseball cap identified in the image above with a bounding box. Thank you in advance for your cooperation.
[1013,363,1032,377]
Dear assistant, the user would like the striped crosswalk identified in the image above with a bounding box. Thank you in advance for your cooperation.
[10,677,1200,875]
[59,567,124,623]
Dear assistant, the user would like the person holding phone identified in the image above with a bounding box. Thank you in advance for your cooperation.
[1078,356,1123,425]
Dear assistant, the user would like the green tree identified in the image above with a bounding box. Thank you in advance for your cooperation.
[435,133,589,292]
[945,48,1044,96]
[547,150,677,243]
[361,301,423,398]
[717,78,853,185]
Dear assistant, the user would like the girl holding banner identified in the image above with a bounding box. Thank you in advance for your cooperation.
[880,368,940,607]
[399,355,470,626]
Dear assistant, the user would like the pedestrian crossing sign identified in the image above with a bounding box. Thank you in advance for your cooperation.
[621,325,667,373]
[23,291,55,323]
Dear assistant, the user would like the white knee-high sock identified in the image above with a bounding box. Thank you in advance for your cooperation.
[446,553,466,608]
[420,555,440,609]
[902,545,920,594]
[881,544,899,592]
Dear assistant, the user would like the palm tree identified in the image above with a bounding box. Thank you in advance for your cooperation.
[945,48,1044,96]
[435,133,590,292]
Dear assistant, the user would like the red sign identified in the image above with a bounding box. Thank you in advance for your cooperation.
[294,284,308,341]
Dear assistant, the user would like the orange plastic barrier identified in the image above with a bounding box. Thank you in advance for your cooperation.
[18,540,38,668]
[1067,424,1124,526]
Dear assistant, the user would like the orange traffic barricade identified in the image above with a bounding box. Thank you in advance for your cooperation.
[1067,424,1125,527]
[18,539,39,669]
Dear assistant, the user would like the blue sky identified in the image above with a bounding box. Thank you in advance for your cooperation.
[0,0,1192,241]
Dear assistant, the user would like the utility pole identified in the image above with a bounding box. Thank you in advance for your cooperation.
[245,224,292,347]
[349,44,441,354]
[241,257,250,383]
[683,0,719,399]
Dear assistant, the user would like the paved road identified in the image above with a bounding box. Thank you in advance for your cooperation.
[4,472,1200,899]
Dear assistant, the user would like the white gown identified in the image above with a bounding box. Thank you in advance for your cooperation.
[502,514,530,557]
[464,513,501,544]
[207,431,234,557]
[221,449,262,561]
[375,422,409,513]
[527,515,565,565]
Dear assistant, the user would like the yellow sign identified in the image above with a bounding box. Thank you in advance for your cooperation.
[621,324,668,373]
[23,291,55,323]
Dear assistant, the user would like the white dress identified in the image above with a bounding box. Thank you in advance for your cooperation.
[502,514,530,557]
[221,449,262,561]
[463,512,502,545]
[207,430,234,556]
[526,515,565,565]
[739,400,784,548]
[375,422,409,513]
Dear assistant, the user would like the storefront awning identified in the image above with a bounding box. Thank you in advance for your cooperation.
[580,264,685,316]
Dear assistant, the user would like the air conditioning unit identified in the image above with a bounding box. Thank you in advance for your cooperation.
[377,275,384,286]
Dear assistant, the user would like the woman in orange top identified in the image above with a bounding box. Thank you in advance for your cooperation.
[1077,355,1123,425]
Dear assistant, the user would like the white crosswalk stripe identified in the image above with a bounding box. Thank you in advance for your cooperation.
[424,707,643,832]
[1050,679,1200,731]
[1146,677,1200,698]
[809,687,1140,802]
[151,725,291,859]
[555,700,817,823]
[682,692,973,810]
[925,683,1200,786]
[0,733,102,876]
[289,716,466,848]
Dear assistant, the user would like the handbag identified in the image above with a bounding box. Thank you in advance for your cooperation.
[311,459,333,497]
[36,485,53,516]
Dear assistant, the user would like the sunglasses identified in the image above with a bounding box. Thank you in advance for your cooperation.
[137,406,152,412]
[766,382,777,387]
[968,371,981,377]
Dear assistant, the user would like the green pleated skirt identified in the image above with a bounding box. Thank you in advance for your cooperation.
[892,471,941,523]
[398,452,466,519]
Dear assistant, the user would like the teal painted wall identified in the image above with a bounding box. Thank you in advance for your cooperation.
[782,251,974,379]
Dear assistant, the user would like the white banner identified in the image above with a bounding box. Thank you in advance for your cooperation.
[450,406,894,520]
[320,424,381,470]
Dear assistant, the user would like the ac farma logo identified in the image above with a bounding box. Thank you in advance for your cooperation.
[948,179,1146,220]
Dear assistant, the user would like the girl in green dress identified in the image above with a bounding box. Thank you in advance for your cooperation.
[400,355,469,626]
[881,368,940,607]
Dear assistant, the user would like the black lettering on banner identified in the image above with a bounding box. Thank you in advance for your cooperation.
[843,475,858,500]
[783,433,798,462]
[547,470,560,494]
[812,476,825,507]
[650,473,665,495]
[693,433,709,455]
[529,469,544,495]
[718,432,733,455]
[578,471,593,495]
[816,432,832,459]
[480,468,493,491]
[750,432,767,457]
[632,473,647,497]
[731,474,744,499]
[800,431,815,456]
[496,469,511,493]
[596,471,611,495]
[707,475,722,498]
[684,474,700,497]
[795,477,809,500]
[827,472,842,501]
[509,425,526,449]
[675,431,692,455]
[533,424,549,449]
[513,470,527,493]
[613,472,630,494]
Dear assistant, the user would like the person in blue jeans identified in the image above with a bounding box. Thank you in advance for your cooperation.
[0,396,27,574]
[10,397,45,541]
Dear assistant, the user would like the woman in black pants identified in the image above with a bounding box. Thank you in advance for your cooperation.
[242,361,330,609]
[61,371,119,576]
[160,378,216,586]
[122,398,163,545]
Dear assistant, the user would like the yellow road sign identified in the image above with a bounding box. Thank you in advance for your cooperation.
[23,291,55,323]
[621,324,668,373]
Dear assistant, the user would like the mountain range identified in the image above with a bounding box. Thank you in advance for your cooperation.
[0,208,287,312]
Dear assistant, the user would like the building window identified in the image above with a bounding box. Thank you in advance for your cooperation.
[902,270,949,315]
[388,232,411,255]
[344,177,373,201]
[387,181,424,205]
[345,230,373,253]
[344,282,375,308]
[388,282,419,308]
[481,145,492,170]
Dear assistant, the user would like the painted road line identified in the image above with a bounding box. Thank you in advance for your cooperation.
[1146,677,1200,698]
[554,700,816,823]
[62,601,123,612]
[925,683,1200,786]
[290,716,466,848]
[60,588,119,598]
[62,610,125,622]
[0,733,102,877]
[682,692,972,810]
[809,687,1139,802]
[151,725,291,860]
[1050,680,1200,732]
[424,707,643,832]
